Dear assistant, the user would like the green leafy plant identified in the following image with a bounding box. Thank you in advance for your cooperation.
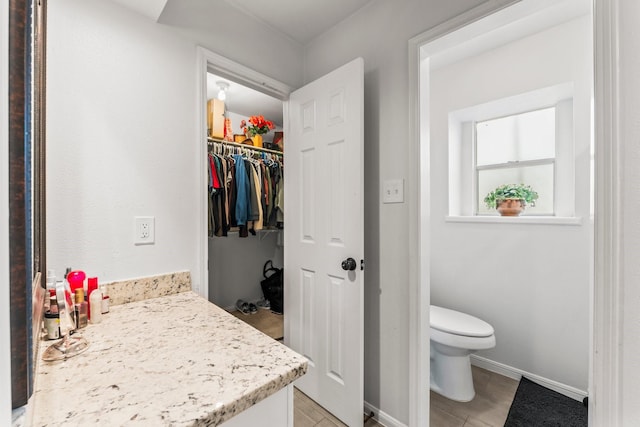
[483,183,539,209]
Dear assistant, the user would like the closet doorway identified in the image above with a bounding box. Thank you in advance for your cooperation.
[198,50,290,340]
[204,69,286,341]
[194,47,292,309]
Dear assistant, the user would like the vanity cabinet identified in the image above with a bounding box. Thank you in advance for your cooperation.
[30,290,306,426]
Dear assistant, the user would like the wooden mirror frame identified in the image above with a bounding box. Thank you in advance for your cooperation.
[9,0,46,408]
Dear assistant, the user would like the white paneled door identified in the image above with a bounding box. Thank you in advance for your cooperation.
[285,57,364,426]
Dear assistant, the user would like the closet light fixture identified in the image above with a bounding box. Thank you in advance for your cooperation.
[217,81,229,101]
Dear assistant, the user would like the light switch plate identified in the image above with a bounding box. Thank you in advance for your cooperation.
[383,179,404,204]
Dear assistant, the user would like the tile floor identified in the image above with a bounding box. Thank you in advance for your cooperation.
[295,364,518,427]
[229,308,284,340]
[294,388,383,427]
[430,366,519,427]
[231,309,518,427]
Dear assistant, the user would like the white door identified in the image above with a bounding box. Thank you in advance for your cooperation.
[285,57,364,426]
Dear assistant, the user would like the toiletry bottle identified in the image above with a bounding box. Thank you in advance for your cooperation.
[89,287,103,324]
[67,270,86,294]
[100,284,109,314]
[74,289,88,329]
[87,277,98,295]
[49,290,58,315]
[45,270,56,310]
[44,311,60,340]
[87,277,98,319]
[46,269,56,289]
[62,280,76,327]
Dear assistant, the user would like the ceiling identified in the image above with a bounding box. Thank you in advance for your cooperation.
[221,0,375,44]
[111,0,375,45]
[207,72,284,126]
[426,0,591,70]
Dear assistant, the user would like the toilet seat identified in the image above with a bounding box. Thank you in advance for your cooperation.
[430,305,494,337]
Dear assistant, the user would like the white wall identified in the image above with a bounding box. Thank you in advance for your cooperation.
[47,0,201,285]
[302,0,510,423]
[429,17,592,392]
[47,0,296,292]
[1,0,12,423]
[619,0,640,421]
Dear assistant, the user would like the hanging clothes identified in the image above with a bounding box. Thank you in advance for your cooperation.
[208,153,228,237]
[207,141,283,238]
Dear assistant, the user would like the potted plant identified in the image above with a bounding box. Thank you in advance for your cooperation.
[240,115,275,148]
[483,183,539,216]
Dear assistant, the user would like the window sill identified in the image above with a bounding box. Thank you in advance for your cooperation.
[445,215,583,225]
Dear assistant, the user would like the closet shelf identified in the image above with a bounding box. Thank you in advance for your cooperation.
[207,137,283,155]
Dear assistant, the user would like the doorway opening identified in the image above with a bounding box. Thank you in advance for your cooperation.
[194,47,291,301]
[195,48,290,339]
[409,0,595,425]
[205,70,286,340]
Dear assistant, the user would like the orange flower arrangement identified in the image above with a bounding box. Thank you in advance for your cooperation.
[240,115,275,137]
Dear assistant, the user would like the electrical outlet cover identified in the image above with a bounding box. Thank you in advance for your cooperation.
[134,216,155,245]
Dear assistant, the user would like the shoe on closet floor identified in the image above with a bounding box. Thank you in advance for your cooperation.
[256,299,270,310]
[236,299,250,315]
[248,303,258,315]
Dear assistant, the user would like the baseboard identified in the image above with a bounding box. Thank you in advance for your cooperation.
[470,354,588,402]
[364,401,407,427]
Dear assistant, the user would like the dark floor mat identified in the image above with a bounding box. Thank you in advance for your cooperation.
[504,377,587,426]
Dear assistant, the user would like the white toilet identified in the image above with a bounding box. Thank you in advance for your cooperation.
[430,305,496,402]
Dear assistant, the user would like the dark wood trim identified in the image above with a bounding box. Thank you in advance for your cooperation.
[34,0,46,277]
[31,0,47,394]
[9,0,29,409]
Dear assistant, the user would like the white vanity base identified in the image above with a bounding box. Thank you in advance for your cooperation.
[222,384,293,426]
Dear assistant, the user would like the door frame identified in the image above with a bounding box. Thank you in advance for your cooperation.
[194,47,292,299]
[408,0,621,426]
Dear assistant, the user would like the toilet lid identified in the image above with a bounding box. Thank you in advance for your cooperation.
[430,305,494,337]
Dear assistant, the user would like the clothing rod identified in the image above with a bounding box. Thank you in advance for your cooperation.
[207,137,283,155]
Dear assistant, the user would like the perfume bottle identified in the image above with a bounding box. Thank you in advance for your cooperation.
[74,289,88,329]
[89,288,103,324]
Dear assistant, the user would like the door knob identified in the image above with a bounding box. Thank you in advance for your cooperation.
[341,257,357,271]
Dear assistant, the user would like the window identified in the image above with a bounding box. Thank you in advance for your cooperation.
[475,107,556,215]
[447,83,575,219]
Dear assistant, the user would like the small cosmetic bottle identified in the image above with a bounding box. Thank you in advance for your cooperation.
[87,277,98,320]
[45,270,56,311]
[44,311,60,340]
[100,284,110,314]
[89,287,103,324]
[74,289,88,329]
[49,290,58,315]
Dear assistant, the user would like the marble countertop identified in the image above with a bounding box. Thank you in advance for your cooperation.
[30,291,307,426]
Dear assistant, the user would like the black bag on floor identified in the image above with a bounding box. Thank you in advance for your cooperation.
[261,260,283,314]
